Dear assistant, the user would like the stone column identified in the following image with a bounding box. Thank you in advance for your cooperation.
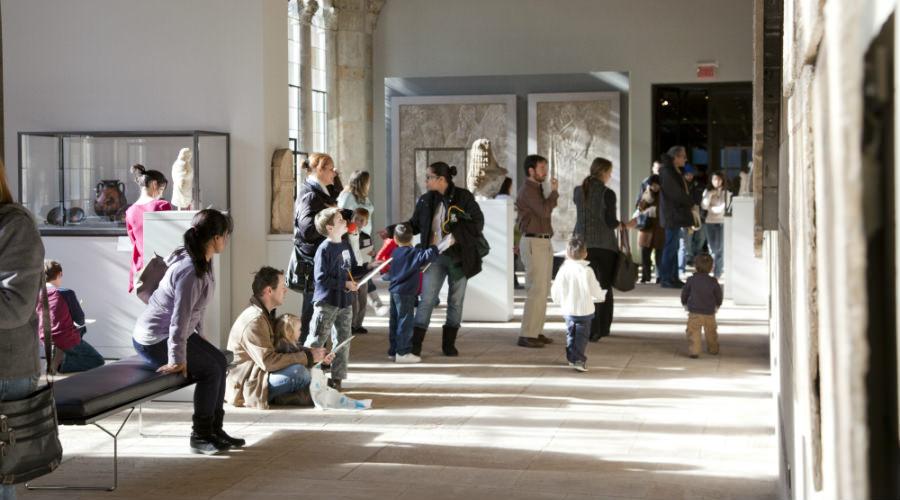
[327,0,384,173]
[298,0,318,154]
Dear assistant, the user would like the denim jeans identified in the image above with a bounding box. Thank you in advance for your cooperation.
[415,254,468,330]
[267,363,312,401]
[389,293,417,356]
[132,335,227,419]
[660,227,682,284]
[0,375,39,500]
[564,314,593,363]
[305,303,352,380]
[705,223,724,278]
[60,339,105,373]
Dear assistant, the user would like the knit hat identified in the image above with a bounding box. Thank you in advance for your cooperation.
[683,164,696,175]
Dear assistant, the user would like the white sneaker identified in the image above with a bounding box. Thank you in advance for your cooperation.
[395,353,421,364]
[375,305,390,317]
[573,362,588,373]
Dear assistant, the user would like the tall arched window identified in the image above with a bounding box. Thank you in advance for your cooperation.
[287,0,328,156]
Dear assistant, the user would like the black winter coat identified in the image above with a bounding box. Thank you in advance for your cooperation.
[293,180,337,260]
[406,183,486,278]
[659,165,696,229]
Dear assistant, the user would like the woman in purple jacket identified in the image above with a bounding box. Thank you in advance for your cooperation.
[131,209,240,455]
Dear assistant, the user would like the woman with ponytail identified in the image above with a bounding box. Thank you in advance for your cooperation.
[573,157,632,341]
[132,209,241,455]
[404,161,485,358]
[125,164,172,292]
[286,153,347,344]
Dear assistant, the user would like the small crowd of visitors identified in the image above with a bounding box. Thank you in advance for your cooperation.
[0,140,731,480]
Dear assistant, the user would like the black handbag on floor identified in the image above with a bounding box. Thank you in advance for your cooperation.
[613,228,638,292]
[0,280,63,485]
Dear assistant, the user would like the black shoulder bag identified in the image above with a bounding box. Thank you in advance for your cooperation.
[0,279,63,484]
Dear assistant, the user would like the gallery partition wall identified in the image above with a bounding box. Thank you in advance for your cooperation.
[652,82,752,183]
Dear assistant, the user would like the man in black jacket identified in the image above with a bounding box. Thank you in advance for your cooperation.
[658,146,696,288]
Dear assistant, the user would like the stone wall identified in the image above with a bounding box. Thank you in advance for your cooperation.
[767,1,898,498]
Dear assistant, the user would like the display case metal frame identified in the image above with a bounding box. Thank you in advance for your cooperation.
[17,130,231,236]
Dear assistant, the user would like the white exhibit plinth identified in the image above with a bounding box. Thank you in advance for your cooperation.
[723,197,768,306]
[461,198,515,322]
[41,235,145,359]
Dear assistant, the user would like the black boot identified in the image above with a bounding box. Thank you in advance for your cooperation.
[213,409,245,448]
[442,326,459,357]
[411,327,427,356]
[190,415,230,455]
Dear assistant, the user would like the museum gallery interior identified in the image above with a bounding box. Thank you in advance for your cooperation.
[0,1,897,499]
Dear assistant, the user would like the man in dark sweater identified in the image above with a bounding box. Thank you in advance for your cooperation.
[680,254,723,358]
[303,207,358,391]
[386,224,448,363]
[658,145,697,288]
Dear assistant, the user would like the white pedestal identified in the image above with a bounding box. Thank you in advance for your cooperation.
[144,211,231,350]
[462,198,515,322]
[724,197,768,305]
[41,235,145,359]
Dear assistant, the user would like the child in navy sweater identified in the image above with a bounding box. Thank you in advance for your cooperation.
[680,254,723,358]
[386,224,452,363]
[304,207,358,391]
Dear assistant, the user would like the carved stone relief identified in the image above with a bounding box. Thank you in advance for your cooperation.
[530,93,621,244]
[398,102,510,219]
[271,148,295,234]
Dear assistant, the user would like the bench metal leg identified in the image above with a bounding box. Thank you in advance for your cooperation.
[138,404,187,438]
[25,407,134,492]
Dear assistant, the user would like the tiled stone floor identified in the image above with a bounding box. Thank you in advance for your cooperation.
[18,283,776,499]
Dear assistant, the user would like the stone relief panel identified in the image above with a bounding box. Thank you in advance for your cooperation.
[529,93,621,245]
[397,101,511,220]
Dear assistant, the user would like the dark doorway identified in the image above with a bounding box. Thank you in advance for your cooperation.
[652,82,752,187]
[862,14,899,500]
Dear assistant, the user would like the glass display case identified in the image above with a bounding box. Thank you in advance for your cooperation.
[18,130,230,235]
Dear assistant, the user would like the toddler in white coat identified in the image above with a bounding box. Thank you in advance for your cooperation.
[551,238,606,372]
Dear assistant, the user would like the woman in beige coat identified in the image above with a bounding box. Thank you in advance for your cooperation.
[226,267,331,409]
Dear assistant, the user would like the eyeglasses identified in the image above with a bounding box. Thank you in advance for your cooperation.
[425,174,439,181]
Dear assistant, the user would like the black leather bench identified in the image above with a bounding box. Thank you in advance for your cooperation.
[54,355,192,426]
[27,353,232,492]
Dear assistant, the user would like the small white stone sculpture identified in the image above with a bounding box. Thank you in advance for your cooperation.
[466,139,508,199]
[170,148,194,210]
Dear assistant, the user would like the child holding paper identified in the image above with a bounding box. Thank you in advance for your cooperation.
[304,207,358,391]
[386,224,453,363]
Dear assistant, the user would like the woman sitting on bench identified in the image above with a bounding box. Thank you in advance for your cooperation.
[131,208,242,455]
